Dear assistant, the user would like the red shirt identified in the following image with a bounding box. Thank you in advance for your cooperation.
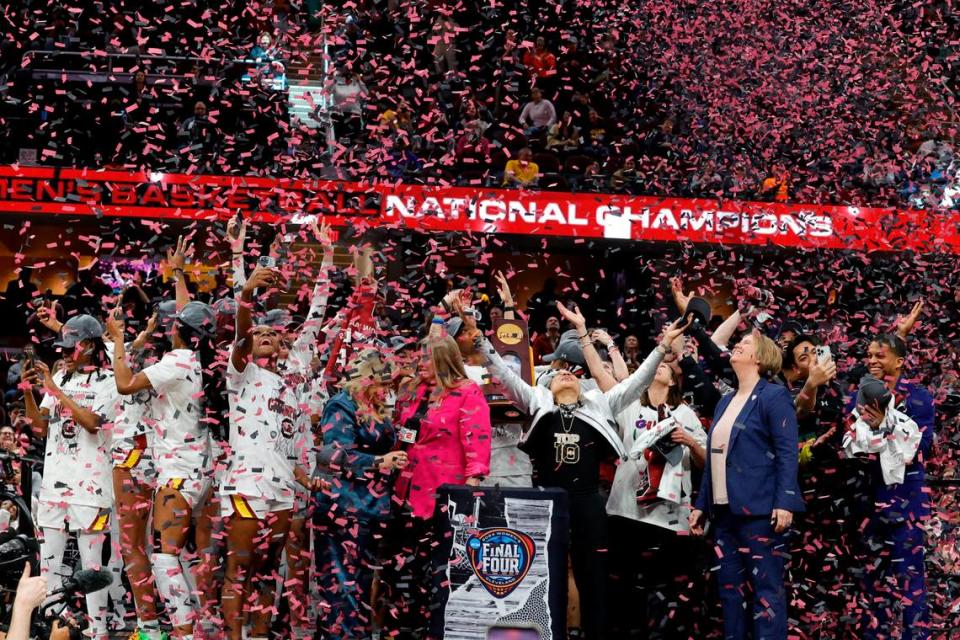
[531,333,560,364]
[522,50,557,79]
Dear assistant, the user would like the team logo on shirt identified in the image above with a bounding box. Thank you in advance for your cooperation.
[268,395,297,439]
[466,528,536,598]
[60,418,78,440]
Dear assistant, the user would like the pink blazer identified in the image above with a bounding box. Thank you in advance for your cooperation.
[397,381,492,519]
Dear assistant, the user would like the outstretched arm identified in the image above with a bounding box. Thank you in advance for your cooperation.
[105,310,154,395]
[895,298,924,339]
[167,235,193,311]
[494,270,517,320]
[227,216,249,294]
[711,310,741,349]
[592,329,629,382]
[555,302,618,391]
[289,222,336,369]
[232,266,279,373]
[606,318,688,415]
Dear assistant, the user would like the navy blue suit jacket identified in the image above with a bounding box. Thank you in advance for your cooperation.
[695,378,806,516]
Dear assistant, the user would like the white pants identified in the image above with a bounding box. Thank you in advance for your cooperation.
[40,527,109,639]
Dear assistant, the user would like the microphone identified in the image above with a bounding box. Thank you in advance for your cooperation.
[49,568,114,597]
[0,534,37,565]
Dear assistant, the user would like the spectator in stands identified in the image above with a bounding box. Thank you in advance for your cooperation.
[503,147,540,188]
[518,88,556,138]
[0,424,21,492]
[569,91,593,131]
[177,101,214,145]
[386,138,424,180]
[623,334,642,372]
[532,316,561,364]
[249,31,278,64]
[582,109,611,159]
[760,165,791,202]
[546,112,581,152]
[523,36,557,87]
[454,99,491,133]
[580,161,605,192]
[127,71,151,122]
[557,35,588,94]
[610,157,639,193]
[454,119,491,166]
[526,279,558,336]
[379,101,414,136]
[641,116,678,162]
[431,13,458,75]
[330,69,367,142]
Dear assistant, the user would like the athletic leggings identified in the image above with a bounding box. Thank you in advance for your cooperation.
[40,527,109,638]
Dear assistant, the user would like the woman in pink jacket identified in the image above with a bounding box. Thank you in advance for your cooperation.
[380,334,492,638]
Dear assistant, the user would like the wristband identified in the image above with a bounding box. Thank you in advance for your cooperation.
[173,267,184,274]
[577,332,589,340]
[607,344,619,352]
[656,344,669,355]
[504,305,515,310]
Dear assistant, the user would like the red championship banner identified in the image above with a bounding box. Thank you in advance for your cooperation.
[1,165,958,253]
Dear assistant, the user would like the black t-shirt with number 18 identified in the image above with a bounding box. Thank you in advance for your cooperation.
[520,411,612,496]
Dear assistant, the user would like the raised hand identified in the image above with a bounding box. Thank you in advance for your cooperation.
[36,304,62,333]
[143,311,158,337]
[226,215,249,253]
[443,289,466,315]
[167,235,193,271]
[556,301,587,331]
[310,219,333,246]
[242,265,281,294]
[30,361,56,393]
[671,277,693,315]
[494,270,514,307]
[590,328,615,347]
[895,298,924,338]
[104,306,125,341]
[659,317,691,350]
[807,358,837,388]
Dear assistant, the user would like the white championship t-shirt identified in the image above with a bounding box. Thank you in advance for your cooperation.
[224,359,307,501]
[142,349,210,482]
[106,339,158,444]
[39,369,119,508]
